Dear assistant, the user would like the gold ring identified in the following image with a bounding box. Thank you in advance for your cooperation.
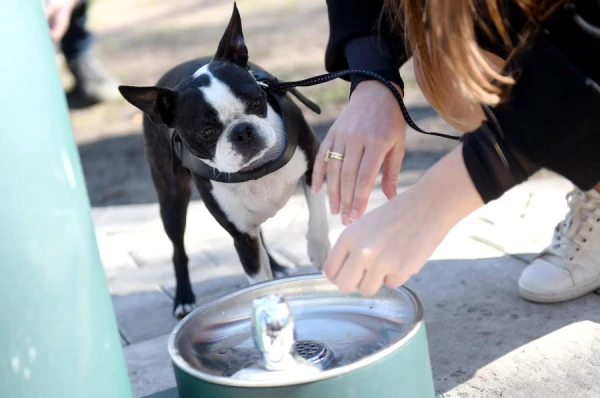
[325,150,345,162]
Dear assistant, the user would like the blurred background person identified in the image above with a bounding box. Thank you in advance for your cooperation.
[44,0,119,106]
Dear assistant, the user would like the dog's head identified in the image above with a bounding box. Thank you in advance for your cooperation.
[119,3,281,173]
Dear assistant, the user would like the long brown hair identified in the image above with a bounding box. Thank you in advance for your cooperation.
[383,0,567,119]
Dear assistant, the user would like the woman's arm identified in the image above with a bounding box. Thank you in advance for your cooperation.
[325,0,409,94]
[323,144,483,295]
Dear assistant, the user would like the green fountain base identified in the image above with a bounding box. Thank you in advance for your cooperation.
[144,388,178,398]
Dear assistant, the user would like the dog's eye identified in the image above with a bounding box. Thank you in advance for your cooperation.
[251,96,262,108]
[201,127,214,138]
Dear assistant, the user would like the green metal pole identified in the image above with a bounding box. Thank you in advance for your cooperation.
[0,2,133,398]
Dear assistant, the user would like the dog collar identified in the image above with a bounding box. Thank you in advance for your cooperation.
[169,70,321,183]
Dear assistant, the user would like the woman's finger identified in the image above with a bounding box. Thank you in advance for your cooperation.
[333,254,366,293]
[311,134,334,194]
[350,146,387,221]
[323,232,351,281]
[325,140,346,215]
[358,268,385,297]
[340,143,364,225]
[383,273,409,289]
[381,145,404,200]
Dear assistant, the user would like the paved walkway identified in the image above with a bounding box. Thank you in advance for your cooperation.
[93,176,600,398]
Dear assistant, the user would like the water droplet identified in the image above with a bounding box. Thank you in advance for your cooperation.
[23,368,31,380]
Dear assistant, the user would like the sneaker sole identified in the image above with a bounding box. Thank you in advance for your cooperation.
[519,278,600,303]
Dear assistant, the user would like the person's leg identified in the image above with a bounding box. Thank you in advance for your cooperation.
[413,47,600,303]
[61,0,119,104]
[60,0,93,59]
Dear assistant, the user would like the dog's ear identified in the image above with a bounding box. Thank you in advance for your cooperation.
[118,85,177,126]
[213,2,248,67]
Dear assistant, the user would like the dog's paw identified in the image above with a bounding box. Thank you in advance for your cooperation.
[173,303,196,319]
[173,286,196,319]
[270,261,290,279]
[307,235,331,271]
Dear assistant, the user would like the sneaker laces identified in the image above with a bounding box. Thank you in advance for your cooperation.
[544,189,600,267]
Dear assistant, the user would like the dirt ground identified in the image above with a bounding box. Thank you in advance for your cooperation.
[61,0,459,207]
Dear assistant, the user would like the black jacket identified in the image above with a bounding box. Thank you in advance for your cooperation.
[325,0,600,202]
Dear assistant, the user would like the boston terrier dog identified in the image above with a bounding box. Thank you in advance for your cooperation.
[118,3,330,318]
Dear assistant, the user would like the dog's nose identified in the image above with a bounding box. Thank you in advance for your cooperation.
[230,122,254,143]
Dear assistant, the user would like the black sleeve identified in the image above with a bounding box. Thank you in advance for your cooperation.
[462,2,600,203]
[325,0,410,94]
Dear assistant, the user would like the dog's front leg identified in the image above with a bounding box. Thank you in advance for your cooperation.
[233,228,274,285]
[302,177,331,270]
[195,178,275,285]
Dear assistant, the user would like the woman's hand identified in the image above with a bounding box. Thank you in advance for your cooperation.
[323,145,484,295]
[312,80,406,226]
[43,0,78,42]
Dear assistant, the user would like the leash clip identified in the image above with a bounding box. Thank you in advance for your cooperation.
[251,70,277,88]
[250,69,322,115]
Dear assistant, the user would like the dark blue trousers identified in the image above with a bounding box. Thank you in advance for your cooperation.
[60,1,93,60]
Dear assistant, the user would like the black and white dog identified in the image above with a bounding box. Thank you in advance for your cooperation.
[119,3,330,318]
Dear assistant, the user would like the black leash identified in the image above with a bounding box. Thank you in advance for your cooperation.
[255,68,520,175]
[253,69,462,142]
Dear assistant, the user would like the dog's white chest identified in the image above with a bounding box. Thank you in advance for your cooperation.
[209,149,308,234]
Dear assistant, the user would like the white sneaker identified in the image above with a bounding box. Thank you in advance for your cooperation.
[519,188,600,303]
